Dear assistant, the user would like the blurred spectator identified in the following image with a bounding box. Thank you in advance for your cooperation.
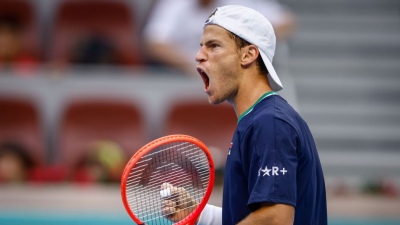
[0,141,35,183]
[48,0,144,72]
[69,34,121,66]
[362,178,399,198]
[72,140,127,184]
[142,0,296,76]
[0,15,39,76]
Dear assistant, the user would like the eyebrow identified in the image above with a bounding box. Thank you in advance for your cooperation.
[200,39,220,47]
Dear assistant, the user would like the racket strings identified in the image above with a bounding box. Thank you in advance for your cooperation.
[126,147,209,190]
[128,144,209,187]
[131,191,205,223]
[125,141,210,224]
[129,166,205,221]
[130,156,203,215]
[125,164,209,199]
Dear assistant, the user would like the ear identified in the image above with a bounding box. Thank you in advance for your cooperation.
[241,45,259,67]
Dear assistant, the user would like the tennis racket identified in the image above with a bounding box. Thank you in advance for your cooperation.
[121,134,215,225]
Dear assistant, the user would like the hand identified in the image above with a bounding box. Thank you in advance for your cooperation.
[160,183,197,222]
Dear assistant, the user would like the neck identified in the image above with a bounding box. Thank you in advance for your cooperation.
[230,73,272,118]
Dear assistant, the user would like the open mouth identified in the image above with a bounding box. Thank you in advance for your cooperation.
[197,67,210,91]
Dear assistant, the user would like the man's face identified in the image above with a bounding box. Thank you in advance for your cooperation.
[0,152,26,182]
[0,25,22,59]
[195,25,242,105]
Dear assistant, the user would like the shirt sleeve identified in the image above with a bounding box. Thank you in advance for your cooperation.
[197,204,222,225]
[243,116,298,209]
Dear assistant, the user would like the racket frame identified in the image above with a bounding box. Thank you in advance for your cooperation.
[121,134,215,225]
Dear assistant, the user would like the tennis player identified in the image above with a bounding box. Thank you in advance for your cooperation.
[162,5,327,225]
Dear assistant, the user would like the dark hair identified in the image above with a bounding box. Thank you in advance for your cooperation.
[227,31,269,75]
[70,35,118,65]
[0,15,24,34]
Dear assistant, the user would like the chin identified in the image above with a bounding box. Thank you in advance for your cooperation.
[208,96,224,105]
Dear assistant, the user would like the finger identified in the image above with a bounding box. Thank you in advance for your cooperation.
[161,206,176,217]
[161,199,179,219]
[170,186,187,199]
[167,207,190,222]
[161,199,177,208]
[161,182,173,190]
[176,187,195,208]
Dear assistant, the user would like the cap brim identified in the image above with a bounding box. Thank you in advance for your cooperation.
[259,50,283,91]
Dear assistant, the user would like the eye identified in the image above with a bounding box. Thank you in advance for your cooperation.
[211,43,219,48]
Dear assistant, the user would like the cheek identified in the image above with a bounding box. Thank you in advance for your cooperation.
[211,65,239,99]
[211,53,239,75]
[216,59,239,84]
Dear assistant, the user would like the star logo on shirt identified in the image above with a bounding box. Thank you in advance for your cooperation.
[258,166,288,177]
[259,166,271,176]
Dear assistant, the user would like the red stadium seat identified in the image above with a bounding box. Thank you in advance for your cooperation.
[0,0,40,60]
[49,0,143,66]
[57,98,146,168]
[0,96,45,166]
[163,100,237,168]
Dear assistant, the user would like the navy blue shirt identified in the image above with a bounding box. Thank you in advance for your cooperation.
[222,92,327,225]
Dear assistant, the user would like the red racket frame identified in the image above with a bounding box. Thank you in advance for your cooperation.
[121,134,215,225]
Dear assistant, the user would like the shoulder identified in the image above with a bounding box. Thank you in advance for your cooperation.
[239,95,300,136]
[237,94,303,129]
[253,95,296,123]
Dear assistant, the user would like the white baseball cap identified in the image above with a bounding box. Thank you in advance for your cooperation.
[204,5,283,91]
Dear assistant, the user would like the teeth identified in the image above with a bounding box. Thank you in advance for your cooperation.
[197,68,205,74]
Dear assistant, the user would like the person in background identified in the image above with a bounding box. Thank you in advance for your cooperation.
[72,140,127,184]
[0,142,35,183]
[0,15,39,76]
[69,34,121,66]
[142,0,296,77]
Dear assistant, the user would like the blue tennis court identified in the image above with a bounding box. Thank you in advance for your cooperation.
[0,212,399,225]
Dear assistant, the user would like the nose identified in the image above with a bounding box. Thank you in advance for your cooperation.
[195,47,206,63]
